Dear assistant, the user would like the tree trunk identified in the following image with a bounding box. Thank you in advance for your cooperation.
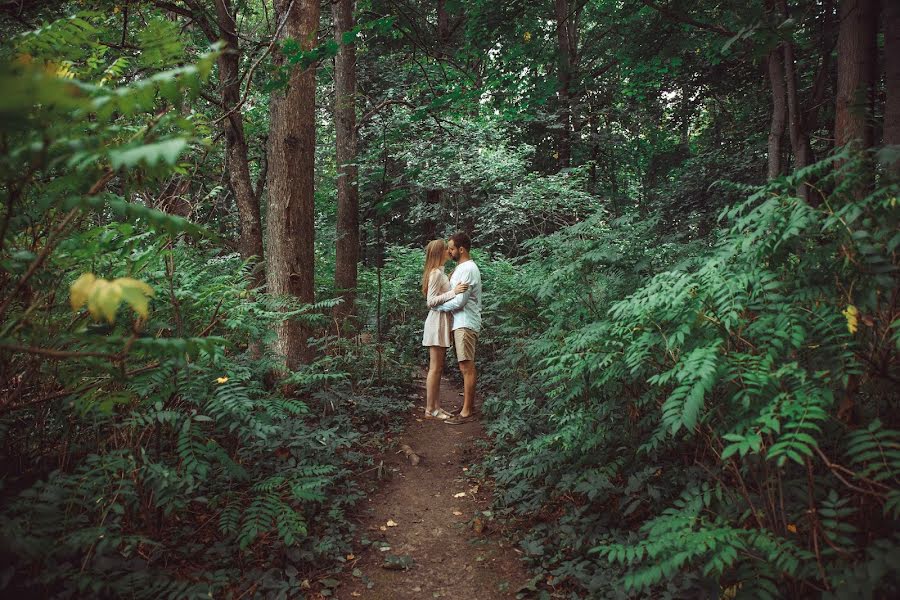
[554,0,574,170]
[782,35,812,200]
[333,0,359,332]
[767,44,788,179]
[215,0,265,287]
[437,0,449,53]
[884,0,900,174]
[834,0,877,151]
[266,0,319,369]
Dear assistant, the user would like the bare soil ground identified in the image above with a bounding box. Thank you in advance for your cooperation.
[329,375,531,600]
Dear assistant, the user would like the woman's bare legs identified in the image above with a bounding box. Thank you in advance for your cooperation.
[425,346,446,414]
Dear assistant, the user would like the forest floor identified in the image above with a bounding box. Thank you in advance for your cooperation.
[328,374,533,600]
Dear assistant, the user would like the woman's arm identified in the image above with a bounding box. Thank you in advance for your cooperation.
[426,271,466,308]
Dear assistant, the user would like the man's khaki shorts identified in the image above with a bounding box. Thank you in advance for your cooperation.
[453,328,478,362]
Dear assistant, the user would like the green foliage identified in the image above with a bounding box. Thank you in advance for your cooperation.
[0,10,413,598]
[482,152,899,597]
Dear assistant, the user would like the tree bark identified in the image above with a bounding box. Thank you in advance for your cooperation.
[333,0,359,331]
[266,0,319,368]
[437,0,449,52]
[834,0,877,151]
[767,44,788,179]
[884,0,900,174]
[554,0,574,170]
[215,0,265,286]
[778,1,812,201]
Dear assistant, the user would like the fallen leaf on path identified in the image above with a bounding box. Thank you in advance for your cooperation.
[351,593,361,597]
[473,516,485,534]
[346,553,355,560]
[452,510,463,516]
[379,525,387,531]
[453,492,466,498]
[386,519,398,527]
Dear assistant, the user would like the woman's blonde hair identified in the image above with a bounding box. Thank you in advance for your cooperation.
[421,239,447,297]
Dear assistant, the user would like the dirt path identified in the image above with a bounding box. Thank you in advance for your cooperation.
[331,375,531,599]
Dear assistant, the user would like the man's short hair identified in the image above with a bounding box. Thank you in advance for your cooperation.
[449,232,471,251]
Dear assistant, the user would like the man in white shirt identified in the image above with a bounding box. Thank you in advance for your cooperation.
[433,232,482,424]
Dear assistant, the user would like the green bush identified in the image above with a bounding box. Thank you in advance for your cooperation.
[482,151,899,598]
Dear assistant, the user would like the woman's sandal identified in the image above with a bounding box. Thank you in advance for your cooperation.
[425,409,451,420]
[444,413,476,425]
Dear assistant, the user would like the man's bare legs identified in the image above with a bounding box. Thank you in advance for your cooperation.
[458,359,476,417]
[425,346,446,414]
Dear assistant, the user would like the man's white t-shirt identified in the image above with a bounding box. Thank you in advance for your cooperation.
[434,260,482,333]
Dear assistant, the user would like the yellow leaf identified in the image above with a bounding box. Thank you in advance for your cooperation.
[71,274,154,324]
[88,279,122,323]
[216,376,229,384]
[70,273,97,311]
[523,31,532,42]
[787,523,797,533]
[116,277,154,318]
[842,305,858,334]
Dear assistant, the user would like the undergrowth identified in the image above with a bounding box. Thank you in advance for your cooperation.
[480,152,899,599]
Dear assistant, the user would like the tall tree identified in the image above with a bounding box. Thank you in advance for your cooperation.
[884,0,900,174]
[834,0,877,152]
[554,0,577,170]
[214,0,265,285]
[333,0,359,330]
[266,0,320,368]
[767,43,787,179]
[154,0,266,283]
[777,0,812,201]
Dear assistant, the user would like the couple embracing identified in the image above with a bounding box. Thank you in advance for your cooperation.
[420,232,482,425]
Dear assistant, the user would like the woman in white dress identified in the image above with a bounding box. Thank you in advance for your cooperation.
[421,239,468,419]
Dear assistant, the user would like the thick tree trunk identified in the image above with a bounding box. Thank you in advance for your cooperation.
[834,0,877,151]
[215,0,265,286]
[884,0,900,174]
[554,0,574,170]
[266,0,319,368]
[333,0,359,331]
[767,44,788,179]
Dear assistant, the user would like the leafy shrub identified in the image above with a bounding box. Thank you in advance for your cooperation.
[0,13,412,597]
[482,151,899,598]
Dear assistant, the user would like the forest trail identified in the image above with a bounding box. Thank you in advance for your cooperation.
[332,375,531,599]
